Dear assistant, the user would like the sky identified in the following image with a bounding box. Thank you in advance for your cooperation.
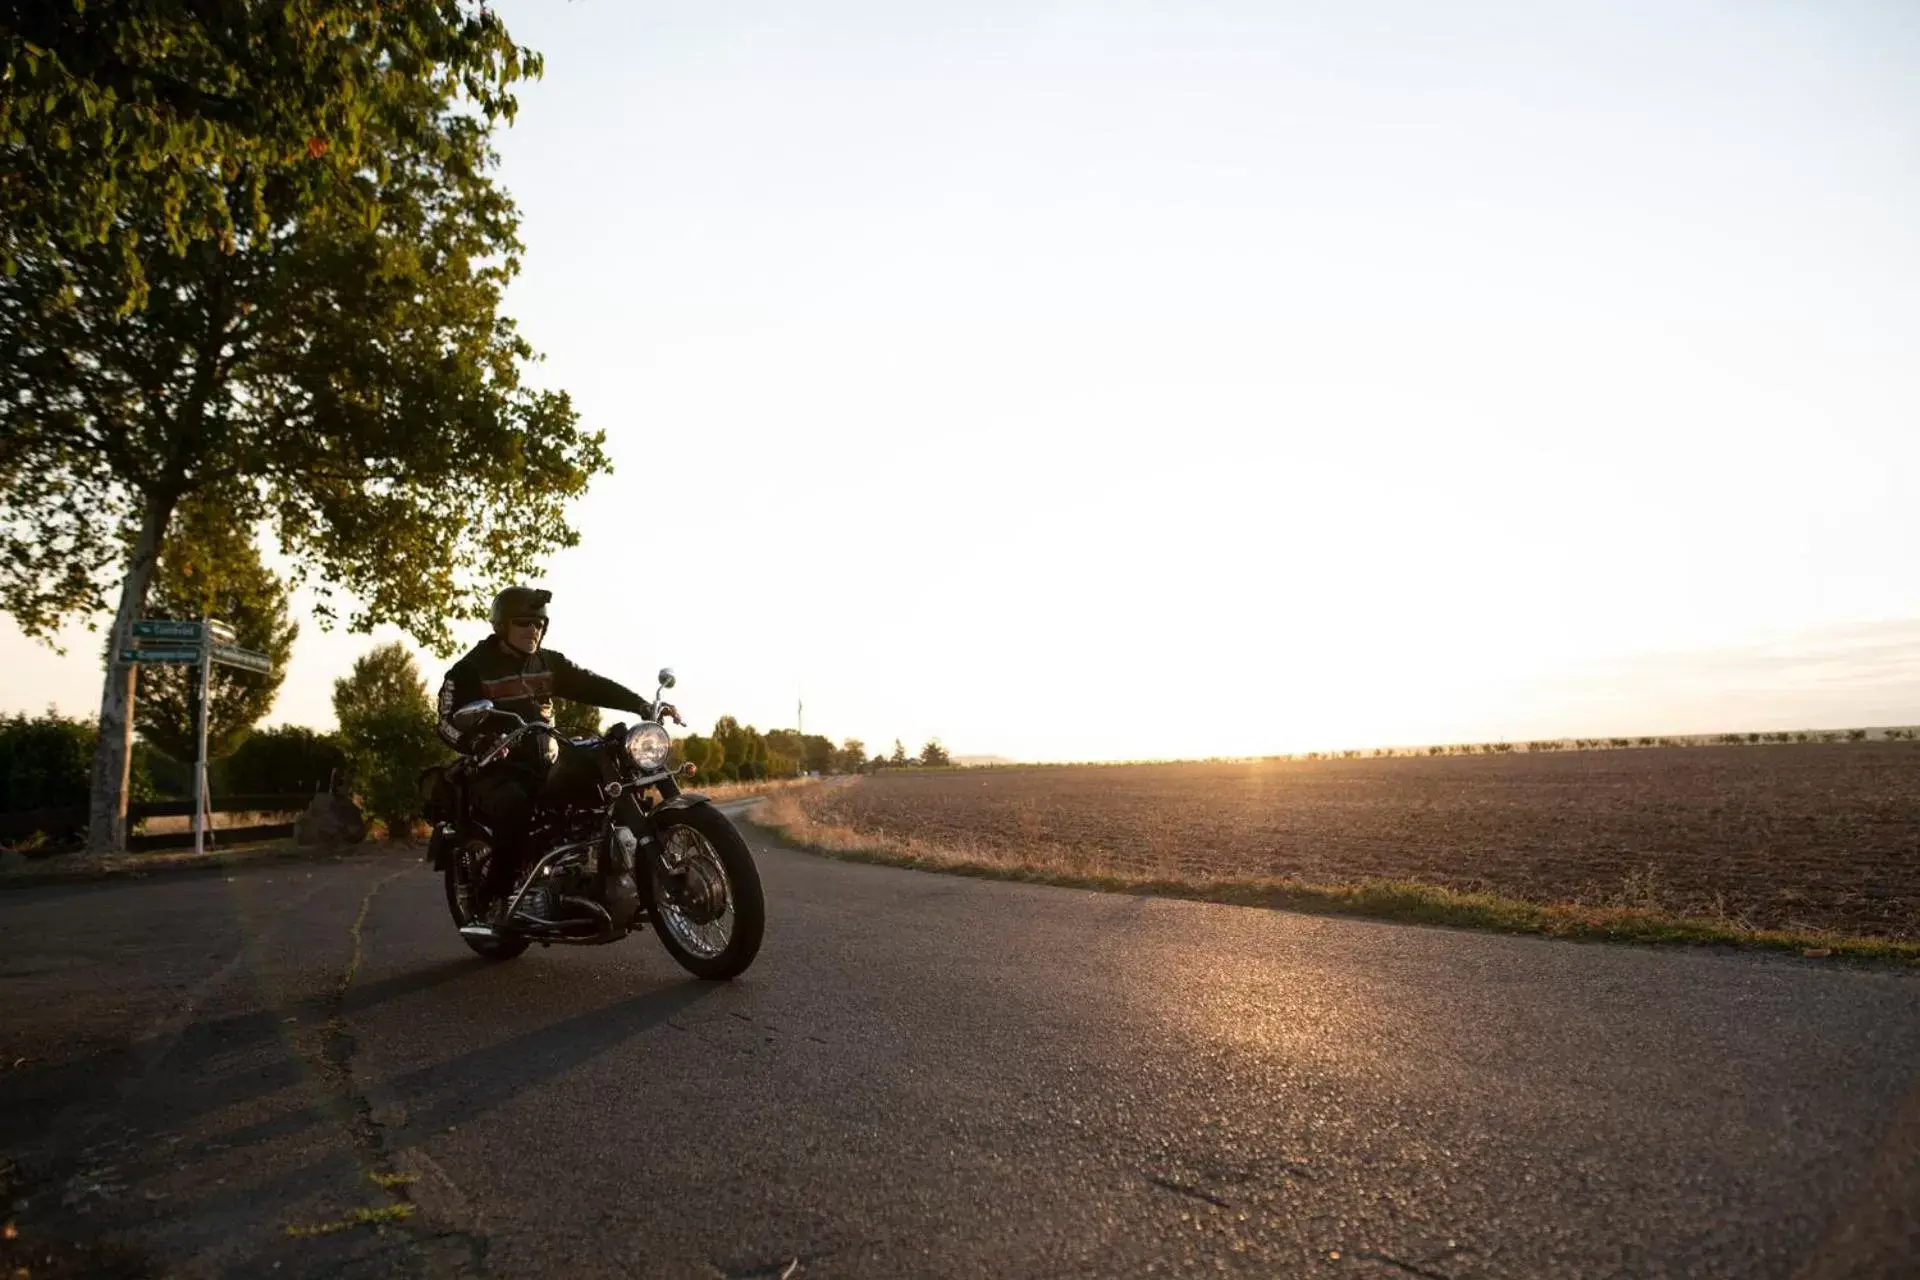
[4,0,1919,762]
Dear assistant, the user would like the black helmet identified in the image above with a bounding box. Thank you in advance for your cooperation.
[490,586,551,647]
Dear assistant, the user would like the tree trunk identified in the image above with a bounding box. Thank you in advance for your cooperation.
[86,492,177,854]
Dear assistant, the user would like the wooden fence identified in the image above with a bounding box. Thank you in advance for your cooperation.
[1,793,313,853]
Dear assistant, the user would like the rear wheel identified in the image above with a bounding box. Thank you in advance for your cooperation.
[445,841,529,961]
[647,804,764,979]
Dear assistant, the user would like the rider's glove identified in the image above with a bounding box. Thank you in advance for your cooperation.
[653,701,684,726]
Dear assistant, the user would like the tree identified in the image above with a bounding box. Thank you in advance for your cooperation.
[2,3,538,314]
[919,738,950,767]
[332,643,445,837]
[890,739,908,767]
[133,496,299,763]
[1,6,607,851]
[552,700,602,739]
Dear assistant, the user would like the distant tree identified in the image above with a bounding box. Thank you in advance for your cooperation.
[133,497,299,764]
[332,643,446,837]
[673,733,723,778]
[551,700,602,739]
[890,739,908,767]
[709,716,745,781]
[741,727,769,779]
[833,738,867,775]
[1846,728,1868,742]
[919,738,951,767]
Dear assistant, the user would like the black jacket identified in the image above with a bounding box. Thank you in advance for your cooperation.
[435,638,652,753]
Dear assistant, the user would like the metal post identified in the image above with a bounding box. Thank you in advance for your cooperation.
[193,632,211,855]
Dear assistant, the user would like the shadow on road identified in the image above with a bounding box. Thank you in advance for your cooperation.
[0,956,484,1155]
[3,957,724,1274]
[370,976,724,1140]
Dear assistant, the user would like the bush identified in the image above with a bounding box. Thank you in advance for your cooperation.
[2,711,158,813]
[0,711,94,812]
[140,744,193,799]
[220,726,347,796]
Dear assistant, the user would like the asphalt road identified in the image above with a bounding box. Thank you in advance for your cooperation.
[2,804,1917,1279]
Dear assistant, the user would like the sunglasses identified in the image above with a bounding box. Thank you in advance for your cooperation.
[509,616,545,628]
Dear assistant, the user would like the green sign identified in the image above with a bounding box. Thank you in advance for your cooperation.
[132,619,206,641]
[211,643,273,675]
[121,647,201,665]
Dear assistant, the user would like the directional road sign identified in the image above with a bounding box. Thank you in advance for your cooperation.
[132,619,207,642]
[211,644,273,675]
[121,647,202,665]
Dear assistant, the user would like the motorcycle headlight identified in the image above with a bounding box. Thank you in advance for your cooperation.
[624,722,672,771]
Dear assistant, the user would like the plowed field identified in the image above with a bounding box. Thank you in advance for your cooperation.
[799,745,1920,938]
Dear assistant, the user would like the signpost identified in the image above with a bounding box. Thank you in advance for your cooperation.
[121,619,274,854]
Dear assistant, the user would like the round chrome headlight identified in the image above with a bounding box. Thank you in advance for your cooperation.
[624,722,672,771]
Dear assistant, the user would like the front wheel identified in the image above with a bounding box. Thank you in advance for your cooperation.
[445,841,529,961]
[647,804,765,979]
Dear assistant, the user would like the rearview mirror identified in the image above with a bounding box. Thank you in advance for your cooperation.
[657,667,676,690]
[449,699,495,729]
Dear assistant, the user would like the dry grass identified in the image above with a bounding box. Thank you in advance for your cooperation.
[690,776,824,804]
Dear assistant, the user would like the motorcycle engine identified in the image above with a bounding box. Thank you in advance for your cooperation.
[532,832,640,930]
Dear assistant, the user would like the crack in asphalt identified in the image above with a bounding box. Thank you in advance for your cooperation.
[1144,1173,1235,1210]
[311,868,492,1276]
[1351,1249,1459,1280]
[719,1247,835,1279]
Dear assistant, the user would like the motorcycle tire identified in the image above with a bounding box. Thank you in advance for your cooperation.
[647,803,765,980]
[445,848,529,961]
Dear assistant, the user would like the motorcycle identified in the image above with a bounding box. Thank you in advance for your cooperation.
[421,667,764,979]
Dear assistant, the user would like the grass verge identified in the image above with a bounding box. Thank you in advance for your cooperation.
[741,794,1920,965]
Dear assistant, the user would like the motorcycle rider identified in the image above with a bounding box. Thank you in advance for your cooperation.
[436,586,676,932]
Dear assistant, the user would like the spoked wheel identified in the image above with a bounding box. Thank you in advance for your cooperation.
[445,842,529,961]
[648,805,765,980]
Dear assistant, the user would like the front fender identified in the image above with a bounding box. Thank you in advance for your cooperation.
[426,823,458,870]
[653,792,711,813]
[615,792,712,872]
